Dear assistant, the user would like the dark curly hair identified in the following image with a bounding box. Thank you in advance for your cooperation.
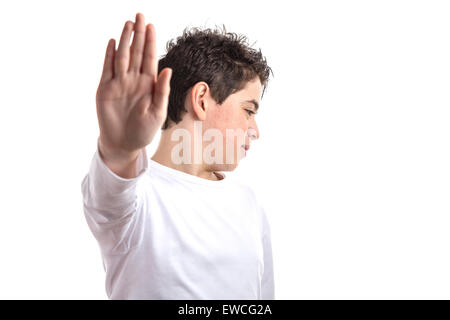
[157,24,274,130]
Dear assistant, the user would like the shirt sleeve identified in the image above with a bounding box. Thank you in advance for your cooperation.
[260,202,275,300]
[80,138,148,254]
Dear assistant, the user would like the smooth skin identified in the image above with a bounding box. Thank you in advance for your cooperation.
[96,13,172,178]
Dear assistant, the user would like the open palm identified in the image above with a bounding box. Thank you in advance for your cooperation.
[96,13,172,155]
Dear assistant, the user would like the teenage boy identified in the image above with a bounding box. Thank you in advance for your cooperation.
[81,12,274,299]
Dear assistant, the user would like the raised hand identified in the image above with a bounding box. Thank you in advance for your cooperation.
[95,13,172,177]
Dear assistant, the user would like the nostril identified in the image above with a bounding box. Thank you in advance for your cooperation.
[247,128,258,140]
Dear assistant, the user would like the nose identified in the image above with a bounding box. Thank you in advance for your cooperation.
[248,118,260,140]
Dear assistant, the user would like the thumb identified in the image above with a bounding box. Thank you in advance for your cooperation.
[151,68,172,115]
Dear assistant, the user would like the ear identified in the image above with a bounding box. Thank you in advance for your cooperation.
[190,81,209,121]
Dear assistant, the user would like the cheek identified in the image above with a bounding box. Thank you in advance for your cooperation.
[207,107,246,132]
[220,114,247,145]
[205,107,248,151]
[203,108,248,164]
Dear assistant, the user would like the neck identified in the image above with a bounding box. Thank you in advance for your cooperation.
[151,126,223,181]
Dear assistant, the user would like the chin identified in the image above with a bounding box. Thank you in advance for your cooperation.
[210,160,240,172]
[222,162,239,172]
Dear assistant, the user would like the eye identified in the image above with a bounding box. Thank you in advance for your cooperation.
[245,109,255,116]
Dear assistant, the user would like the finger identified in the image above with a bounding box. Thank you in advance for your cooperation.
[129,13,146,72]
[115,20,134,76]
[100,39,116,82]
[150,68,172,114]
[142,23,157,78]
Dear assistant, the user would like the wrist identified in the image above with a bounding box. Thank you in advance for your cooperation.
[98,138,142,178]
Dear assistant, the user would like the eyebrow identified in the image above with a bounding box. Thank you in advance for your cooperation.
[243,99,259,111]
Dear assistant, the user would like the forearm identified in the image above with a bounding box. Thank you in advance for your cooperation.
[81,139,148,223]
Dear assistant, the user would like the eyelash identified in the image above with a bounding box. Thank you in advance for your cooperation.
[245,109,255,116]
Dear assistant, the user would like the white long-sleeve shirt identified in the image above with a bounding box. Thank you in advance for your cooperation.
[81,140,274,300]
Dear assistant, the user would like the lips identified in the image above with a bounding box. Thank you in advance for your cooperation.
[242,145,250,151]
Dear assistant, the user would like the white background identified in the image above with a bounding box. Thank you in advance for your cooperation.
[0,0,449,299]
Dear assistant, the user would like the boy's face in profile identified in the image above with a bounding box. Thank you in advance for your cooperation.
[202,77,262,170]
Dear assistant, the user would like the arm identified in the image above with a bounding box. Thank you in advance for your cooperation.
[81,13,171,253]
[81,137,148,222]
[82,12,171,219]
[80,138,148,254]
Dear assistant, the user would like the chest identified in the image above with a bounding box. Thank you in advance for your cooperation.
[143,187,263,274]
